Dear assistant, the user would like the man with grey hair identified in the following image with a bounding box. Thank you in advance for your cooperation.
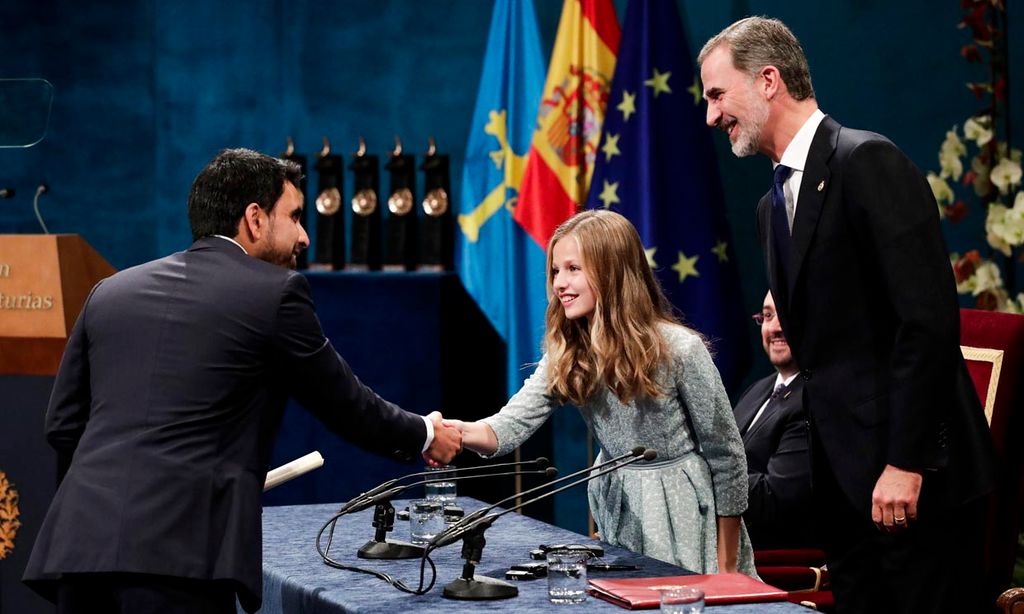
[699,16,996,614]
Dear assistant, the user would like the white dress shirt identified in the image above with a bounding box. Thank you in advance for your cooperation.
[747,372,799,432]
[772,108,826,231]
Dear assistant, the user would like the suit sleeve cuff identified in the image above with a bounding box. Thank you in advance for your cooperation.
[421,415,434,453]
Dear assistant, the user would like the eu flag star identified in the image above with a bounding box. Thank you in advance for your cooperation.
[712,240,729,262]
[645,246,657,268]
[644,68,672,97]
[688,76,702,105]
[672,251,699,282]
[617,90,637,122]
[598,180,620,209]
[601,133,621,162]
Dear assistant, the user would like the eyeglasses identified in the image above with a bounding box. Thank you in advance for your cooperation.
[751,311,776,326]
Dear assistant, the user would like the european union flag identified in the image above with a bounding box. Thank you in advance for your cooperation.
[585,0,750,390]
[455,0,548,396]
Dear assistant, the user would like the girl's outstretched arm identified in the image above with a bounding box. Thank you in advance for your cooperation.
[441,418,498,455]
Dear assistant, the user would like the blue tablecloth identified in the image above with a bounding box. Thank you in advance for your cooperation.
[255,499,808,613]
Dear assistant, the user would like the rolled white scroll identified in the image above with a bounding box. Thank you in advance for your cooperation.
[263,451,325,491]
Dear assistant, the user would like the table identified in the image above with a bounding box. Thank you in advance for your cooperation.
[255,499,809,613]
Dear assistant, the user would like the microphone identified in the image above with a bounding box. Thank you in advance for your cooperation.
[351,466,558,561]
[345,466,558,515]
[432,446,647,544]
[34,183,49,234]
[342,456,550,512]
[431,449,656,549]
[431,448,656,601]
[0,188,13,198]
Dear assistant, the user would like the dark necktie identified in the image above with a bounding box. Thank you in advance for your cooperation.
[744,383,788,435]
[772,165,793,287]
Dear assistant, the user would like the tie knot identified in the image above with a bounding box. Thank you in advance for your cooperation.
[774,164,791,188]
[771,383,787,399]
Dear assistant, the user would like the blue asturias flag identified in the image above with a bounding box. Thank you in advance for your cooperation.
[455,0,548,396]
[585,0,750,390]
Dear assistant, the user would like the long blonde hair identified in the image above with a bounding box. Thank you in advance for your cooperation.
[544,210,678,406]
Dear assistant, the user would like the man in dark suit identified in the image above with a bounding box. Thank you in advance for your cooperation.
[734,290,815,551]
[22,148,462,614]
[699,18,997,613]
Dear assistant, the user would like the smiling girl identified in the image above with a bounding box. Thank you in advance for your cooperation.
[446,210,755,575]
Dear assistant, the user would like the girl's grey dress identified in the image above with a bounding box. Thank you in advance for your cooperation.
[481,323,756,575]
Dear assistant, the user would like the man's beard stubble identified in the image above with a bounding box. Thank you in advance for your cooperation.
[730,91,770,158]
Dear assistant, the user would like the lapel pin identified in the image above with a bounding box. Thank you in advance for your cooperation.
[817,180,825,192]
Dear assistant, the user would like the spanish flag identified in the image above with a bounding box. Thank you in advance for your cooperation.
[514,0,620,248]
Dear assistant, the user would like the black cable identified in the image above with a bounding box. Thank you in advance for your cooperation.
[315,509,437,594]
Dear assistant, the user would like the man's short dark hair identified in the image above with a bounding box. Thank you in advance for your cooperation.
[188,148,303,241]
[698,16,815,101]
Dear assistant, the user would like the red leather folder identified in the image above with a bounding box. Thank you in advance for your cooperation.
[588,573,788,609]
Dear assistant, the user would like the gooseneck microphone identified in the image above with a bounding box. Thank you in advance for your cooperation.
[340,456,550,513]
[431,449,656,550]
[435,446,648,541]
[34,184,49,234]
[429,447,657,601]
[348,466,559,516]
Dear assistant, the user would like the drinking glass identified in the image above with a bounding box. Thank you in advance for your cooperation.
[546,549,589,604]
[424,465,456,502]
[659,586,704,614]
[408,499,443,545]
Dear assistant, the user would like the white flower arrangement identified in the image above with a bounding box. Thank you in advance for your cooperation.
[935,0,1019,314]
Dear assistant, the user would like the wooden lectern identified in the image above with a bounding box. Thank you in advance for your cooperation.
[0,234,116,375]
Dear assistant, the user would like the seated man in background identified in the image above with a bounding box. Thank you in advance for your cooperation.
[734,290,816,550]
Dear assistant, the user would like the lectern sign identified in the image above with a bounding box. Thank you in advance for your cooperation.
[0,235,115,375]
[0,235,63,338]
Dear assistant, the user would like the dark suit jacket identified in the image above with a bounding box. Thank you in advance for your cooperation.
[23,237,427,611]
[734,375,816,550]
[756,116,996,518]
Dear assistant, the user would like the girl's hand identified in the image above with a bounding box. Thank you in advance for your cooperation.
[441,418,467,432]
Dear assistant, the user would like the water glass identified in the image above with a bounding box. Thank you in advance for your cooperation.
[546,550,589,604]
[659,586,704,614]
[409,499,444,545]
[424,465,457,502]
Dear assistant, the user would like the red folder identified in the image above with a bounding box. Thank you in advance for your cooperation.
[588,573,788,609]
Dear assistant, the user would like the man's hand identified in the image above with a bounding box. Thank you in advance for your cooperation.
[871,464,923,533]
[424,411,462,466]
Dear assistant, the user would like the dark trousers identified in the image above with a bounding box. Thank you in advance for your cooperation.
[56,573,237,614]
[813,448,988,614]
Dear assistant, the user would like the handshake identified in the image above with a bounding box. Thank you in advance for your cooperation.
[423,411,465,465]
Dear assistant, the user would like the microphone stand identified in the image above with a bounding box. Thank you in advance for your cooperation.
[433,449,658,600]
[359,502,421,559]
[356,468,557,560]
[440,520,508,599]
